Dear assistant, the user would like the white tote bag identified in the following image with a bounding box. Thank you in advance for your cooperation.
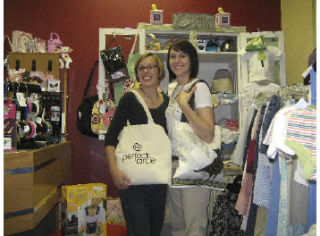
[115,90,172,185]
[172,122,222,180]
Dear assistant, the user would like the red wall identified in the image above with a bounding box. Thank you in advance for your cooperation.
[4,0,281,197]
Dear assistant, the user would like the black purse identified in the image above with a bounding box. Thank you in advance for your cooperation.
[77,60,99,138]
[100,46,126,75]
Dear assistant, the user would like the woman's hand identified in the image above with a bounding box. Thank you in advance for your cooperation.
[176,86,196,107]
[110,167,131,190]
[106,146,131,190]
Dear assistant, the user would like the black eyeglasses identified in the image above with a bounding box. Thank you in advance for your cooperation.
[137,64,158,72]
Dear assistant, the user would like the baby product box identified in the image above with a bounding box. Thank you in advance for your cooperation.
[61,183,107,236]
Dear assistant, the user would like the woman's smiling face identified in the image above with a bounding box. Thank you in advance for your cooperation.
[137,56,159,87]
[169,49,191,79]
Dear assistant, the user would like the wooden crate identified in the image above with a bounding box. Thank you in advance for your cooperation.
[4,141,72,235]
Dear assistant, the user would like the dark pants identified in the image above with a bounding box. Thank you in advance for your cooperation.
[119,184,168,236]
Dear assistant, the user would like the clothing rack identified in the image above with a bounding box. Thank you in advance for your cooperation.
[279,83,310,104]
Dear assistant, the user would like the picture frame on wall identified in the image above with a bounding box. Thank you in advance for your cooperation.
[150,10,163,25]
[215,12,231,27]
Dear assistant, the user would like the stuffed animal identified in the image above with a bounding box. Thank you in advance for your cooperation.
[59,46,73,69]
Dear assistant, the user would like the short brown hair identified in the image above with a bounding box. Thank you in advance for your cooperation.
[167,39,199,83]
[134,53,165,82]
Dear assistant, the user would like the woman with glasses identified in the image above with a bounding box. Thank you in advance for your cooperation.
[105,53,169,236]
[165,39,215,236]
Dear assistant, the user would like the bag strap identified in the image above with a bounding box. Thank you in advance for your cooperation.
[4,35,13,52]
[82,60,99,99]
[106,34,118,49]
[181,79,210,122]
[131,90,155,124]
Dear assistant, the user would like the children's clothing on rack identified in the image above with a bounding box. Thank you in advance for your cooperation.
[233,83,316,235]
[232,82,280,166]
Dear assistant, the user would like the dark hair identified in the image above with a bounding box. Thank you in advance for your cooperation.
[134,53,165,82]
[167,39,199,82]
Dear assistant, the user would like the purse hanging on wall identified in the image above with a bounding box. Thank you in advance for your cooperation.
[111,33,138,106]
[76,60,99,138]
[100,36,126,76]
[100,36,127,101]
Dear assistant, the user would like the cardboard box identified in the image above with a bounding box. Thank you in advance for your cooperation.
[61,183,107,236]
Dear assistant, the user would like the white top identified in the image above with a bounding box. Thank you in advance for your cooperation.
[166,80,212,123]
[166,79,213,154]
[241,46,282,83]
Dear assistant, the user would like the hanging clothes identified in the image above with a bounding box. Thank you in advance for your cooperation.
[232,82,280,166]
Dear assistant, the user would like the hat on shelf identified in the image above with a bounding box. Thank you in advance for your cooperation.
[212,69,234,94]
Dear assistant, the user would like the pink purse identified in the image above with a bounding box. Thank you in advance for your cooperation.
[47,32,62,53]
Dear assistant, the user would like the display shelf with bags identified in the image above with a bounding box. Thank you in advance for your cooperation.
[4,52,65,150]
[4,82,63,150]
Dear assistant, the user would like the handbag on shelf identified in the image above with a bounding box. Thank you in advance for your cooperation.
[171,80,223,182]
[11,30,35,53]
[115,90,172,185]
[77,60,99,138]
[47,32,62,53]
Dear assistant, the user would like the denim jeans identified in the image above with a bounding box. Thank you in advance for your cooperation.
[119,184,168,236]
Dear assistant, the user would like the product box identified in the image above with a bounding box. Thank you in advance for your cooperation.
[61,183,107,236]
[106,198,126,226]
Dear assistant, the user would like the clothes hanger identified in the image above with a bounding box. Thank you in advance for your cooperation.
[294,97,308,109]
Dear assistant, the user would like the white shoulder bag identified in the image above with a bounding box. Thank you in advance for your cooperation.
[115,90,172,185]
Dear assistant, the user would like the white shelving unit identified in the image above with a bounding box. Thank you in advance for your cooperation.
[137,25,242,127]
[139,28,241,92]
[98,25,286,144]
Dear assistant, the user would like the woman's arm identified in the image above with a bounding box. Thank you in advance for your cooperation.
[177,84,215,143]
[105,145,130,190]
[105,93,134,190]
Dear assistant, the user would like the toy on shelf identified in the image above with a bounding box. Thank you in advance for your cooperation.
[58,46,73,69]
[150,4,163,25]
[148,33,161,51]
[215,7,231,28]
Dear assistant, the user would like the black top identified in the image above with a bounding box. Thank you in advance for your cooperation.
[105,91,169,147]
